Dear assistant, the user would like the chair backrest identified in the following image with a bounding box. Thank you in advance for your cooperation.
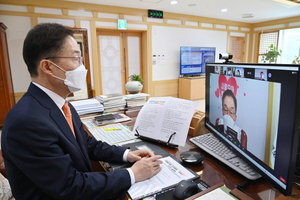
[241,130,247,149]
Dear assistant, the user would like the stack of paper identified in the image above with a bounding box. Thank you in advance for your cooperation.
[96,93,126,112]
[70,98,104,115]
[96,93,124,101]
[123,93,150,109]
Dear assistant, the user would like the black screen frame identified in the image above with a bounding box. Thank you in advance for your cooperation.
[204,63,300,196]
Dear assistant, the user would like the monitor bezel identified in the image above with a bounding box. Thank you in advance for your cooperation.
[205,62,300,196]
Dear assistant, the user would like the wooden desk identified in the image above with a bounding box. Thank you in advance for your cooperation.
[161,139,300,200]
[86,110,300,200]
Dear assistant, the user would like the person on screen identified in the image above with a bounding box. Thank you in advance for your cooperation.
[260,71,265,80]
[1,23,162,200]
[235,69,241,77]
[227,68,232,76]
[215,89,247,149]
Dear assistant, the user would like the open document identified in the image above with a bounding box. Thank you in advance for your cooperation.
[128,156,199,200]
[133,97,198,146]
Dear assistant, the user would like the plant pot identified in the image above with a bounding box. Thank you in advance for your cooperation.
[125,81,143,94]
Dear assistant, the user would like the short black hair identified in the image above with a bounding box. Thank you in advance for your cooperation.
[222,89,237,111]
[23,23,74,77]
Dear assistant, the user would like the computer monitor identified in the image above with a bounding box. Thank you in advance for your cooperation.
[205,63,300,195]
[180,47,215,76]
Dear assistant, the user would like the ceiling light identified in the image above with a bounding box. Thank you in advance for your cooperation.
[188,4,197,7]
[221,8,228,12]
[170,0,178,4]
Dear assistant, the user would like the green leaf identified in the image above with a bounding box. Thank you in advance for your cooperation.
[128,74,144,84]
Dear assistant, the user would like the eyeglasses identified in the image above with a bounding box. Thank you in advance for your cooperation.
[222,106,236,116]
[45,56,83,65]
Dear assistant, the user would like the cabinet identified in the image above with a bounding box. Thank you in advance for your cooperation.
[178,76,205,100]
[0,23,15,127]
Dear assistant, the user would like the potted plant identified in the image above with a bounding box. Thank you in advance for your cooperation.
[261,44,282,63]
[125,74,144,94]
[292,56,300,64]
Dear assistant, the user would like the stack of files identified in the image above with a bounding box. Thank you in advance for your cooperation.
[123,93,149,109]
[70,98,104,115]
[96,93,124,101]
[101,98,126,112]
[96,93,126,112]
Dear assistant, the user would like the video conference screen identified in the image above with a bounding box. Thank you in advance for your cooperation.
[205,63,300,195]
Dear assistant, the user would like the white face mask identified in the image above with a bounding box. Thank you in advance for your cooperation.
[223,114,235,131]
[50,61,87,93]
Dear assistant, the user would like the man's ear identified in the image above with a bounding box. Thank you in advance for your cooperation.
[40,59,53,75]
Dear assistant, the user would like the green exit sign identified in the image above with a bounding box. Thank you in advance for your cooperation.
[148,9,163,18]
[118,19,127,30]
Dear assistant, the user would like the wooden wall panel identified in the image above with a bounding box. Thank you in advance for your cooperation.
[152,79,178,97]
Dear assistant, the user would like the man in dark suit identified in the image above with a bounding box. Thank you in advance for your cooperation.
[215,89,247,149]
[1,23,162,200]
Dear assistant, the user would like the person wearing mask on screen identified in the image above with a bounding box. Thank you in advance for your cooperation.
[1,23,162,200]
[215,89,247,149]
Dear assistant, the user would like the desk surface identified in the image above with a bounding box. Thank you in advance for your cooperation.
[87,109,300,200]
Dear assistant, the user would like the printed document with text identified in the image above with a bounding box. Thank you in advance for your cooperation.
[128,156,199,200]
[133,97,198,146]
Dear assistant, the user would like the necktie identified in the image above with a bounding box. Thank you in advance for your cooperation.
[62,102,76,138]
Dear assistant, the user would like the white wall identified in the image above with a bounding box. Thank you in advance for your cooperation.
[1,17,229,92]
[152,26,227,81]
[0,15,31,92]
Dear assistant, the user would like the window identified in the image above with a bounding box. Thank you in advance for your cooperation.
[278,28,300,64]
[258,28,300,64]
[258,32,279,63]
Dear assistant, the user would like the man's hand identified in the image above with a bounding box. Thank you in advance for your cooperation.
[127,149,155,163]
[130,155,163,182]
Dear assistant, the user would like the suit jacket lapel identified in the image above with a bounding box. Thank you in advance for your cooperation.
[28,84,93,171]
[27,83,81,149]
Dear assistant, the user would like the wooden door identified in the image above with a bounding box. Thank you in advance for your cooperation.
[229,36,245,63]
[97,30,143,95]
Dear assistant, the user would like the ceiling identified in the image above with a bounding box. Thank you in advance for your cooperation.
[64,0,300,23]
